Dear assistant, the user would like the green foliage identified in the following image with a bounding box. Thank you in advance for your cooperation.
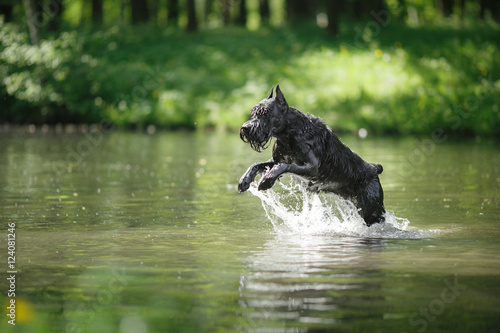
[1,19,499,136]
[0,22,102,123]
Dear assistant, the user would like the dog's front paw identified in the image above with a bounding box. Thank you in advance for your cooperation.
[257,175,276,191]
[238,177,251,193]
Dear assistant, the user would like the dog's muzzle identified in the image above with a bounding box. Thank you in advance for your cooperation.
[240,121,272,153]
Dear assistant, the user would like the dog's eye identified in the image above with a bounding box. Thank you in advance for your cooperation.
[252,106,268,115]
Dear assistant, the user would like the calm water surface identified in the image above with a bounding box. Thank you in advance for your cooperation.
[0,129,499,333]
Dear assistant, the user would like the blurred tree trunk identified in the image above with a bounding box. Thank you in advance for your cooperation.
[352,0,363,18]
[458,0,465,25]
[397,0,407,22]
[186,0,197,31]
[479,0,500,21]
[436,0,454,17]
[222,0,230,25]
[47,0,63,31]
[259,0,270,24]
[326,0,343,36]
[492,1,500,21]
[236,0,247,25]
[150,0,158,25]
[167,0,179,25]
[92,0,103,25]
[23,0,42,44]
[131,0,149,24]
[443,0,454,16]
[204,0,213,22]
[81,0,87,25]
[479,0,486,19]
[352,0,385,19]
[287,0,316,24]
[0,3,14,22]
[36,0,43,19]
[120,0,125,23]
[374,0,385,13]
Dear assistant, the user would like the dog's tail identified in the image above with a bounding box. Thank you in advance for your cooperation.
[374,163,383,174]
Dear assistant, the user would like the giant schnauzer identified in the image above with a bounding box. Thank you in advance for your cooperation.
[238,85,385,226]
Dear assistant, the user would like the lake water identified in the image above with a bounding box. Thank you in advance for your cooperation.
[1,128,499,333]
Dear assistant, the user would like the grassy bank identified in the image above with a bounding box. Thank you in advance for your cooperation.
[1,20,499,136]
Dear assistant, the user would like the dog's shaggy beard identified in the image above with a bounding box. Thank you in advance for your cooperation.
[240,123,273,153]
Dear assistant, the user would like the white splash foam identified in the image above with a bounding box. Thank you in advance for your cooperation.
[249,179,437,239]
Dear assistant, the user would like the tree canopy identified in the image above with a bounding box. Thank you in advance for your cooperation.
[0,1,499,136]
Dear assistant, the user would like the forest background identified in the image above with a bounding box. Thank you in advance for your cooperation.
[0,0,499,137]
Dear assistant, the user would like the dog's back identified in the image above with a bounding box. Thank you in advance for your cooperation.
[284,108,381,185]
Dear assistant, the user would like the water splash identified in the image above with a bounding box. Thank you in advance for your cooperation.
[249,179,437,239]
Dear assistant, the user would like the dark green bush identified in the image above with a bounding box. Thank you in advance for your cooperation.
[0,21,103,123]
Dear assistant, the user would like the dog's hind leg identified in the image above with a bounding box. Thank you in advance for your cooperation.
[239,158,276,193]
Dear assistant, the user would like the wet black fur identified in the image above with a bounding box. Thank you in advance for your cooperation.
[239,85,385,226]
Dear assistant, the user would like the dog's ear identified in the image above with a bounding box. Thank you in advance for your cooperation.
[266,86,274,99]
[275,85,288,107]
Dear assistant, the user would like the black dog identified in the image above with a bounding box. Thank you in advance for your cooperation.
[238,85,385,226]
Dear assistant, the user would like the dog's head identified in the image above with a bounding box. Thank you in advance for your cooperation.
[240,85,289,152]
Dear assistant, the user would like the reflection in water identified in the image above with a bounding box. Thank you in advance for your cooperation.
[239,234,386,331]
